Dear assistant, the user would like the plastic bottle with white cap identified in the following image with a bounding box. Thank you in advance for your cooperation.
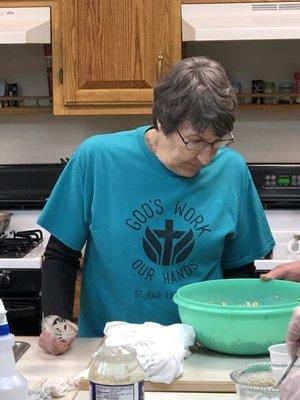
[0,298,28,400]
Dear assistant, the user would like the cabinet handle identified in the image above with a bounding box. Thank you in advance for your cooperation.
[157,52,163,81]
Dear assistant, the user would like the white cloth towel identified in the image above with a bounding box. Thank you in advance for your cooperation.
[29,389,52,400]
[103,321,196,384]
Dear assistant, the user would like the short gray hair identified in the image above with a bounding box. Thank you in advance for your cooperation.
[153,56,237,138]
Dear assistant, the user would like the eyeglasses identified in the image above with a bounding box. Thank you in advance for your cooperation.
[176,129,235,152]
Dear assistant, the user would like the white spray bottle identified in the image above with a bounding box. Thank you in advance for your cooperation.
[0,299,28,400]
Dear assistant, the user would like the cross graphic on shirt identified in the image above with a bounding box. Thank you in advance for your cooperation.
[154,219,185,266]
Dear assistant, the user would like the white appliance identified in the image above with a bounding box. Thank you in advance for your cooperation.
[248,164,300,272]
[256,209,300,271]
[0,7,50,44]
[0,210,49,270]
[182,2,300,41]
[0,163,64,335]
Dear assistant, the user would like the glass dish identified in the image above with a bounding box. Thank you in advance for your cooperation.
[230,362,279,400]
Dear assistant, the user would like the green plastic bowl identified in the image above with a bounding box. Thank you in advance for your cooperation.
[173,279,300,355]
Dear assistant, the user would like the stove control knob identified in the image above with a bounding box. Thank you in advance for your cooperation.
[0,271,11,288]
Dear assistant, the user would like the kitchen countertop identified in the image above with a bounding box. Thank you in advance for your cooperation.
[75,393,238,400]
[16,336,269,399]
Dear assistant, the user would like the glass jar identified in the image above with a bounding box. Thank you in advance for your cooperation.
[263,81,276,105]
[252,80,264,104]
[231,80,244,104]
[294,72,300,103]
[89,346,145,400]
[278,81,294,104]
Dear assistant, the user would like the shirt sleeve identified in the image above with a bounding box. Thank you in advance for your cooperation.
[41,235,81,320]
[222,167,275,269]
[38,143,92,251]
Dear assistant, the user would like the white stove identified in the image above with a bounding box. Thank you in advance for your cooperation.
[0,162,64,335]
[249,164,300,273]
[0,210,49,269]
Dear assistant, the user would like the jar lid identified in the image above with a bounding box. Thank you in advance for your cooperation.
[96,345,137,359]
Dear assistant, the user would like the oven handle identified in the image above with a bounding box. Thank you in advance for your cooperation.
[6,306,37,319]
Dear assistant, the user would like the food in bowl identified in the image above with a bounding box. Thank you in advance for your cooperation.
[209,298,260,307]
[173,279,300,355]
[230,363,279,400]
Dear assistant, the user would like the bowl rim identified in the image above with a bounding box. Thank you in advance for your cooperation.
[229,362,279,393]
[174,279,300,311]
[173,293,300,314]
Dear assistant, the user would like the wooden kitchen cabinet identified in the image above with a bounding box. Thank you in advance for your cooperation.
[54,0,181,115]
[182,0,300,3]
[1,0,298,115]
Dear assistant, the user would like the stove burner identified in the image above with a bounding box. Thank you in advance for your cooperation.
[0,229,43,258]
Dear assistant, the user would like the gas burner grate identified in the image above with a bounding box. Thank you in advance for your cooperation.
[0,229,43,258]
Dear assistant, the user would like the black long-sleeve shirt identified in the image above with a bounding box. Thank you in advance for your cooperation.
[41,235,81,320]
[41,235,256,320]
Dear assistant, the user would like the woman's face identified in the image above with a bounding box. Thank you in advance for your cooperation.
[156,122,219,177]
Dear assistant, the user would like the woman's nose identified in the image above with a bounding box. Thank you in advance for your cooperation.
[196,145,216,165]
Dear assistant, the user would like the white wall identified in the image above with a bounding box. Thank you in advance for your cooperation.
[0,43,299,164]
[185,39,300,162]
[0,114,152,163]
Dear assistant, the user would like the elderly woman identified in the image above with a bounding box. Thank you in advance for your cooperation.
[38,56,274,355]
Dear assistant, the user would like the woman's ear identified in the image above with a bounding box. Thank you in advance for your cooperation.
[156,120,162,131]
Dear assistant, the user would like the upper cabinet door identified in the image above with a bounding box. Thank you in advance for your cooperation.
[60,0,181,113]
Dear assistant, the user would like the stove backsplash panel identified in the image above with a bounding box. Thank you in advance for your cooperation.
[0,163,65,209]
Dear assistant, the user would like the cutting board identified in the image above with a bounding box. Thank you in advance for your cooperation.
[78,345,268,392]
[73,391,239,400]
[79,378,235,392]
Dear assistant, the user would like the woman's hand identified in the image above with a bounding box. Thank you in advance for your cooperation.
[280,369,300,400]
[279,308,300,399]
[260,261,300,282]
[38,331,73,355]
[286,307,300,359]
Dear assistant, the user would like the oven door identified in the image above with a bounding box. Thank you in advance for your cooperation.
[3,297,42,335]
[0,268,41,296]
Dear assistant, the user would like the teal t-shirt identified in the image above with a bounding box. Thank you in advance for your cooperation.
[38,125,275,337]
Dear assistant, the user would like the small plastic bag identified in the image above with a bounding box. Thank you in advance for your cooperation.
[42,315,78,341]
